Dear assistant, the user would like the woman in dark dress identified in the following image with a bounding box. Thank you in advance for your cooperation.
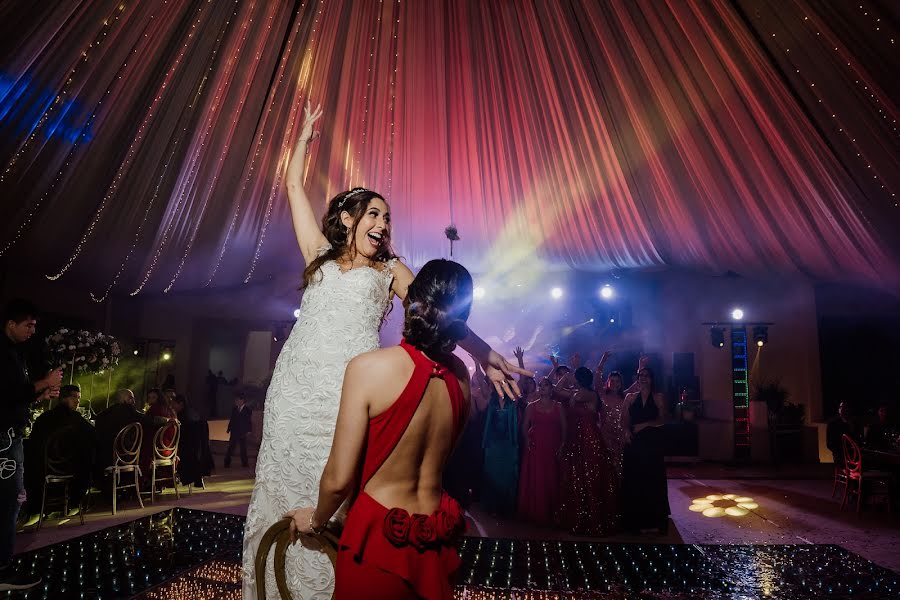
[621,367,669,533]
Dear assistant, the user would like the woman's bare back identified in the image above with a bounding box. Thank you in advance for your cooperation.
[360,346,471,514]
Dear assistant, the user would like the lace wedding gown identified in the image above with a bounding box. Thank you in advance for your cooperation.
[242,251,396,599]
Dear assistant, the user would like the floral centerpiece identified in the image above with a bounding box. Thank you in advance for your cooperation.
[46,328,121,378]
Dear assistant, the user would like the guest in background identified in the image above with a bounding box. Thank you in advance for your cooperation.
[555,367,618,535]
[444,358,490,507]
[174,395,213,486]
[144,387,161,412]
[517,378,565,526]
[24,384,94,522]
[865,405,894,450]
[94,389,165,484]
[1,299,62,591]
[599,366,628,482]
[140,387,177,488]
[482,388,519,517]
[621,367,669,534]
[826,402,858,466]
[224,394,252,468]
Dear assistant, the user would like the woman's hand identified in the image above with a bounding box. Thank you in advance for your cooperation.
[297,101,323,145]
[569,353,582,369]
[598,350,611,369]
[484,350,531,400]
[284,507,318,543]
[513,346,525,363]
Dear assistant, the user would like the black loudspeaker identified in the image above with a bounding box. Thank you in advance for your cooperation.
[673,352,694,379]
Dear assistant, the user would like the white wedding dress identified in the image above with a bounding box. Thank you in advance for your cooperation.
[242,249,396,599]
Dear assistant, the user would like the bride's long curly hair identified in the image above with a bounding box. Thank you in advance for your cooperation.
[302,187,397,289]
[403,259,473,356]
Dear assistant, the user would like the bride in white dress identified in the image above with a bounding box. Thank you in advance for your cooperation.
[242,102,528,599]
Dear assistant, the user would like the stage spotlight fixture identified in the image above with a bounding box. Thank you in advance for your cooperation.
[752,325,768,347]
[589,318,595,323]
[293,308,301,319]
[731,308,744,321]
[132,349,139,356]
[610,318,616,324]
[161,350,172,361]
[600,284,614,300]
[473,286,486,299]
[710,327,725,348]
[550,287,564,299]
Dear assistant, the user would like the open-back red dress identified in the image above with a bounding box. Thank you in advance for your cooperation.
[334,341,469,600]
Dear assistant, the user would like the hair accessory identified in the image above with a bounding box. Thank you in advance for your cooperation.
[337,188,368,210]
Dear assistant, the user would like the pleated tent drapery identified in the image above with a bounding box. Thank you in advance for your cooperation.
[0,0,897,298]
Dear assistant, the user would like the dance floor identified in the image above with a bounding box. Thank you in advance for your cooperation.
[5,507,898,599]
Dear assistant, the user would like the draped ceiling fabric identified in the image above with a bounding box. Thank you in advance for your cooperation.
[0,0,898,300]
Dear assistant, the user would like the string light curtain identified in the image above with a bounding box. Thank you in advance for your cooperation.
[0,0,897,298]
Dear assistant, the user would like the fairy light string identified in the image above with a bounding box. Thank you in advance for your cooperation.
[46,0,213,281]
[243,0,324,284]
[129,1,239,296]
[0,3,127,186]
[204,1,310,287]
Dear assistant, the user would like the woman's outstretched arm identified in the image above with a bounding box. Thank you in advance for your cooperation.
[391,260,532,400]
[285,101,328,263]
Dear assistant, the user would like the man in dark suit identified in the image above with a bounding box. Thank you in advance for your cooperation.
[224,395,252,468]
[93,389,165,483]
[24,384,94,521]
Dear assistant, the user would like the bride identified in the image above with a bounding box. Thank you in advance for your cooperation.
[242,102,528,599]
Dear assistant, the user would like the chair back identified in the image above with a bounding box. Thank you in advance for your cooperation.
[254,518,339,600]
[113,422,142,467]
[842,434,862,476]
[45,426,77,477]
[153,420,180,460]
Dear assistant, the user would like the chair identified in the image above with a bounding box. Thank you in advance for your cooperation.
[149,420,181,503]
[37,427,87,531]
[254,518,340,600]
[104,422,144,515]
[840,434,893,514]
[831,463,848,498]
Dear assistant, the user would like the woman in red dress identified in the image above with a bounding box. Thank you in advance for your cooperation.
[517,378,566,525]
[287,259,482,600]
[555,367,618,536]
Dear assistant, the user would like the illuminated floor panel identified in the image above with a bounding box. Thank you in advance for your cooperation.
[4,508,897,599]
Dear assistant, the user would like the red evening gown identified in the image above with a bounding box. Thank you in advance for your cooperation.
[334,341,469,600]
[557,397,618,535]
[517,401,563,525]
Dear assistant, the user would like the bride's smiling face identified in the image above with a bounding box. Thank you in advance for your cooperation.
[342,197,391,259]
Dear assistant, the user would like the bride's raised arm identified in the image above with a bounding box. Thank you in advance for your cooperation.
[285,101,328,264]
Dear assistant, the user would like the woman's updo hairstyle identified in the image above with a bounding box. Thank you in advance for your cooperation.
[301,187,396,289]
[403,259,473,355]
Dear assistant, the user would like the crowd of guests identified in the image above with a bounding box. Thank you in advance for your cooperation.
[21,384,215,525]
[445,348,671,536]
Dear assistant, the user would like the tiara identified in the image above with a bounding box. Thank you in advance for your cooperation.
[337,188,368,209]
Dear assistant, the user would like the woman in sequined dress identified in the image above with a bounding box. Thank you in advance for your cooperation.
[621,367,669,534]
[555,367,618,536]
[517,378,566,525]
[599,371,627,482]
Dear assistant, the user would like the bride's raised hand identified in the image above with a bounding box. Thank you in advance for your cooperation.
[298,100,323,145]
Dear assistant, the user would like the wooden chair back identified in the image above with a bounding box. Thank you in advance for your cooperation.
[254,518,339,600]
